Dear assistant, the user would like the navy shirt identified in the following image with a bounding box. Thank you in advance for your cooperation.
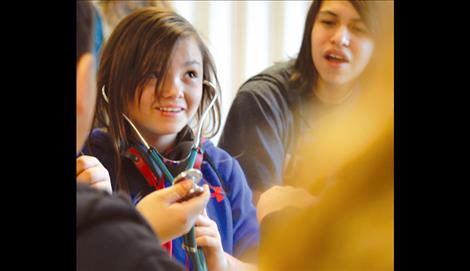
[218,60,302,192]
[218,60,361,192]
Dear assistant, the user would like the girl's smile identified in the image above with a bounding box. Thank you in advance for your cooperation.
[127,36,204,151]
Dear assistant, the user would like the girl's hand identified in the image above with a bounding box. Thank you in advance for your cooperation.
[195,209,228,271]
[195,210,257,271]
[76,155,112,194]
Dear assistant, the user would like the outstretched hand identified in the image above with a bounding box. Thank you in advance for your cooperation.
[257,185,316,223]
[136,180,210,243]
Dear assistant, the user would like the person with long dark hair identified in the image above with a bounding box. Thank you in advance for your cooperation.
[219,0,382,204]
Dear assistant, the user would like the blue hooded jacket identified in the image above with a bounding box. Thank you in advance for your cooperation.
[83,128,260,269]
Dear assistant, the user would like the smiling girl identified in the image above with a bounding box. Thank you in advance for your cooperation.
[83,7,259,271]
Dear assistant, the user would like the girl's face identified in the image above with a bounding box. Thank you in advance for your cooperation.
[311,0,375,87]
[128,36,203,143]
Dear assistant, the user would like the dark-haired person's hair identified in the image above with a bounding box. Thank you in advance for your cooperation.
[77,1,95,63]
[290,0,380,94]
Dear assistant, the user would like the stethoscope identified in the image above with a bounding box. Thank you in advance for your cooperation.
[102,80,219,271]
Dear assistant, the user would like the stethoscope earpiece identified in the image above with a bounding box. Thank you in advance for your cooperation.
[101,86,109,103]
[195,80,218,147]
[203,80,216,91]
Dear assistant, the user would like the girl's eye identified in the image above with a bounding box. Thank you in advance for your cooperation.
[187,71,198,79]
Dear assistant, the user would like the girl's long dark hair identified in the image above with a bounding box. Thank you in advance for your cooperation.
[93,7,221,192]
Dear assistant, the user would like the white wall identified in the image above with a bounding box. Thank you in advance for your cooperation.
[169,1,311,143]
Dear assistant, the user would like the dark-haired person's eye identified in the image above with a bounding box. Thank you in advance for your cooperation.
[320,20,336,27]
[351,23,369,34]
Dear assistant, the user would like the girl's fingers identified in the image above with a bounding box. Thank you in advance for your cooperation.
[77,166,108,184]
[195,214,213,227]
[90,179,113,194]
[76,155,100,175]
[195,225,217,238]
[196,236,219,248]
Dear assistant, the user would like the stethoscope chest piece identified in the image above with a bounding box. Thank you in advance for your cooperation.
[173,168,204,202]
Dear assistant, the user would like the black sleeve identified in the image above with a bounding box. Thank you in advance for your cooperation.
[77,185,185,271]
[218,81,291,192]
[77,221,185,271]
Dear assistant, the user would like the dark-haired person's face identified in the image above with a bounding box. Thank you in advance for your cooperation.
[311,0,374,86]
[127,36,203,145]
